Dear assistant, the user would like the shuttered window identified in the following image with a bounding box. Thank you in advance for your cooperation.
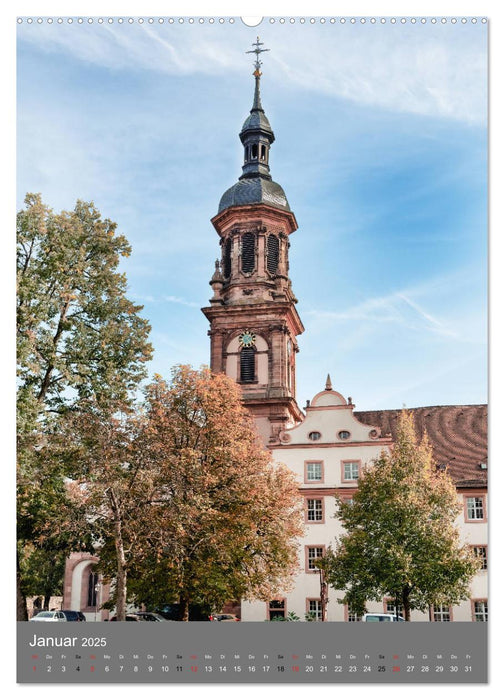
[241,233,256,274]
[240,346,256,382]
[267,235,279,274]
[223,238,232,278]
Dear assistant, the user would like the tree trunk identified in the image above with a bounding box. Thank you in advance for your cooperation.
[37,298,71,404]
[402,586,411,621]
[114,523,127,621]
[110,490,127,621]
[180,594,190,622]
[44,593,51,611]
[17,555,28,621]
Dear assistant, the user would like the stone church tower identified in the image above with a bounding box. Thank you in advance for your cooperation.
[202,40,304,445]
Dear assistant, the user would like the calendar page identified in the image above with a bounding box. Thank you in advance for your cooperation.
[16,11,488,685]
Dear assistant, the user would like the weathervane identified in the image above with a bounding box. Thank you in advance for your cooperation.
[246,36,270,76]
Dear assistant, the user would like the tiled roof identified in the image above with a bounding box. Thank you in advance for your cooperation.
[354,405,488,488]
[218,177,291,214]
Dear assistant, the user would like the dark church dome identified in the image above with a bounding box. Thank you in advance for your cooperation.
[218,177,290,213]
[240,108,273,136]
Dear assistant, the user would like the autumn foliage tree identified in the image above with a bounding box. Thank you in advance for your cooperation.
[126,366,304,620]
[55,406,156,622]
[318,411,479,620]
[16,193,152,619]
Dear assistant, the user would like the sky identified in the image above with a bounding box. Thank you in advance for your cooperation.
[16,14,488,412]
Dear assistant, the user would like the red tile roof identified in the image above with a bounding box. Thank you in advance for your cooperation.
[355,405,487,488]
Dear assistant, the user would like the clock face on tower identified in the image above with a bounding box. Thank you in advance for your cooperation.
[238,330,256,347]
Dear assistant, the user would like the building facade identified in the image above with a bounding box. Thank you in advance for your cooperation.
[61,42,487,623]
[203,43,488,623]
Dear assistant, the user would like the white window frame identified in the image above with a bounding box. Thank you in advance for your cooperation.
[343,461,359,481]
[466,496,485,521]
[473,600,488,622]
[473,546,488,570]
[307,599,322,621]
[307,498,323,522]
[306,462,322,482]
[307,546,324,571]
[433,605,451,622]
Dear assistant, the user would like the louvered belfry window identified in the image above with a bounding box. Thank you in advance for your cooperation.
[240,346,256,382]
[223,238,232,278]
[267,235,279,274]
[241,232,256,274]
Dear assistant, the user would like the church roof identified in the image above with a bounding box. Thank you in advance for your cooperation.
[355,405,488,488]
[218,177,290,213]
[217,38,291,216]
[241,106,273,135]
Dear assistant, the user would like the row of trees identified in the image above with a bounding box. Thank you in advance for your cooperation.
[17,194,480,622]
[16,194,303,620]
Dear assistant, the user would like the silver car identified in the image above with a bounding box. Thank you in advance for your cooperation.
[30,611,67,622]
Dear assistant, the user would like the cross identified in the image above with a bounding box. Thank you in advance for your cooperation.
[246,36,270,73]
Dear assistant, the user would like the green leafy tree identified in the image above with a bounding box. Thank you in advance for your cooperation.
[17,193,152,421]
[18,544,66,612]
[125,366,304,620]
[318,411,479,621]
[16,193,152,619]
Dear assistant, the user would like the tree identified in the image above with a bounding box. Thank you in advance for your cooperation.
[17,193,152,422]
[16,193,152,619]
[126,366,304,620]
[318,411,479,621]
[18,544,66,611]
[55,405,156,621]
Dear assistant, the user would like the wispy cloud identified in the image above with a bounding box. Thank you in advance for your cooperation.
[303,270,484,342]
[133,293,200,308]
[396,293,457,338]
[18,21,487,124]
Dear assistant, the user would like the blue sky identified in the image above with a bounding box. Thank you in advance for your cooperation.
[16,16,488,411]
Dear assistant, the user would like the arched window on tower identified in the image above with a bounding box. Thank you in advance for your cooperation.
[223,238,232,278]
[267,235,279,274]
[241,232,256,274]
[260,144,267,161]
[251,143,258,159]
[87,571,99,608]
[240,346,256,382]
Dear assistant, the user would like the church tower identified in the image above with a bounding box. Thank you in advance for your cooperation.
[202,38,304,444]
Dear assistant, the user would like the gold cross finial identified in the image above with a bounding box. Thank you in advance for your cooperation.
[246,36,270,75]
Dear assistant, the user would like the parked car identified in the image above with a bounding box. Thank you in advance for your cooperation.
[156,604,209,621]
[135,612,168,622]
[210,613,240,622]
[61,610,86,622]
[30,611,67,622]
[109,614,139,621]
[362,613,405,622]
